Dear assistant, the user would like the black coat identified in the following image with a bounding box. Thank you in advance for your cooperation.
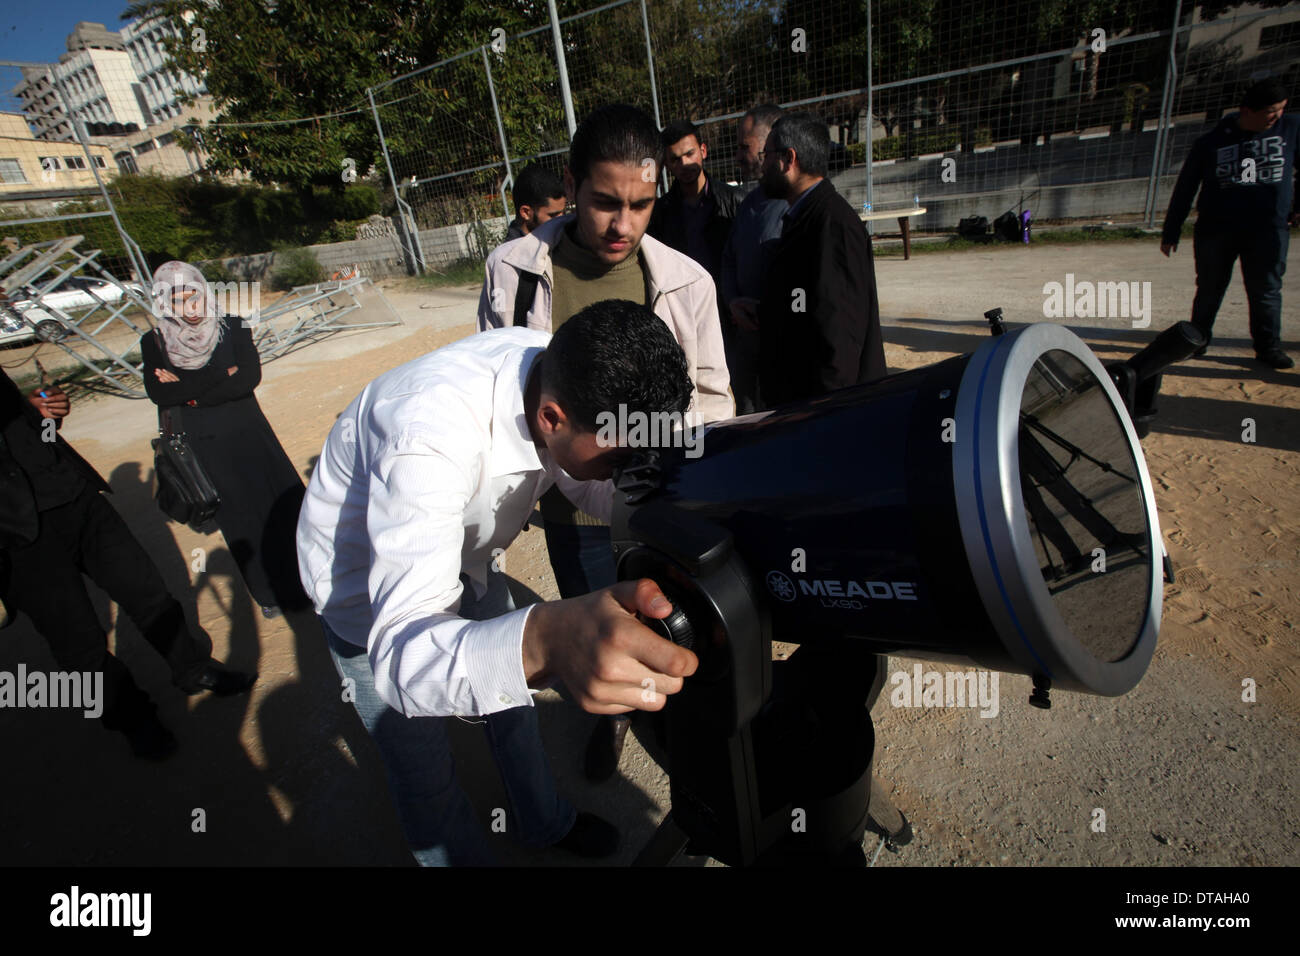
[0,370,109,551]
[648,171,744,282]
[757,179,886,406]
[140,317,306,609]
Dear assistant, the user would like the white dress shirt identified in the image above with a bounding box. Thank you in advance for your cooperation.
[296,327,613,718]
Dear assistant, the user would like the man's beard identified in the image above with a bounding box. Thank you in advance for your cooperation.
[760,167,787,199]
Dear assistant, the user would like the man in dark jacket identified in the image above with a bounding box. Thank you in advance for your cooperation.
[0,369,254,759]
[1160,77,1299,369]
[722,103,788,413]
[756,111,887,406]
[648,119,743,290]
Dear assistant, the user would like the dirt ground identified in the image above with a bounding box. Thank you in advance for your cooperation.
[0,236,1296,867]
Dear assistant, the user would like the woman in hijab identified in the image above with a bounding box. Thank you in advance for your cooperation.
[140,261,308,619]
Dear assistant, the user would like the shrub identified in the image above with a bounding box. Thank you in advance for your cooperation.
[270,247,325,291]
[199,260,238,284]
[316,220,359,245]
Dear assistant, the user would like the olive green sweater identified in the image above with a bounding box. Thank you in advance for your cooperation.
[541,224,649,526]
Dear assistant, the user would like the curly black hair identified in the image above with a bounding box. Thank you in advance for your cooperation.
[542,299,694,432]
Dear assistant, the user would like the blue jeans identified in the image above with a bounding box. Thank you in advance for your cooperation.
[323,567,575,866]
[543,522,617,598]
[1191,223,1289,353]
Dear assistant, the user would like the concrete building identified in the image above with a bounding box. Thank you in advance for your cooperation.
[9,16,217,182]
[12,22,149,143]
[0,111,114,207]
[99,95,220,178]
[121,15,207,126]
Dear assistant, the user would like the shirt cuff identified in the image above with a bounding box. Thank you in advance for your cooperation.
[463,602,539,714]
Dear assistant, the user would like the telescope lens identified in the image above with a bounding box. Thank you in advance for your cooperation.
[1017,349,1151,663]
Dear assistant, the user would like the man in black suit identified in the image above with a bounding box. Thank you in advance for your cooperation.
[756,111,886,406]
[753,114,908,849]
[0,369,254,759]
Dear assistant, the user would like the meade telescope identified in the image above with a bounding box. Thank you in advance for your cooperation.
[611,320,1185,866]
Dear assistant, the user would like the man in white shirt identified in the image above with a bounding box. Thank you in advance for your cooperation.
[297,300,699,865]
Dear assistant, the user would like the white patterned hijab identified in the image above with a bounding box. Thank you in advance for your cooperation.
[152,260,223,370]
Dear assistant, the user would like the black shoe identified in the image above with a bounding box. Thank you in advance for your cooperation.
[865,776,913,847]
[122,714,178,761]
[1193,344,1208,357]
[180,661,257,697]
[1256,349,1294,370]
[554,812,620,858]
[583,714,631,782]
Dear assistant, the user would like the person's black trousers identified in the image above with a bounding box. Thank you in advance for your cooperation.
[0,487,212,731]
[1190,222,1289,353]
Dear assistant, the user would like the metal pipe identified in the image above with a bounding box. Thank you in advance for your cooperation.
[640,0,662,129]
[482,45,515,221]
[1144,0,1185,227]
[368,86,423,275]
[0,210,112,229]
[548,0,578,138]
[56,85,151,284]
[865,0,874,234]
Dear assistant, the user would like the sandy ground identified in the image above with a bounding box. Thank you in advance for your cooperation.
[0,236,1296,867]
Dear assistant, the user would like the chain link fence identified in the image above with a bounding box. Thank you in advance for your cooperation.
[363,0,1298,272]
[366,0,661,272]
[5,1,1297,293]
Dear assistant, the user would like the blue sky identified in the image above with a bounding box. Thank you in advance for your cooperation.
[0,1,134,113]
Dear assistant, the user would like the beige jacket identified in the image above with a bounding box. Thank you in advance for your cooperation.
[476,215,734,423]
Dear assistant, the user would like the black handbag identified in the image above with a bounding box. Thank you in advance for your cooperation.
[152,406,221,530]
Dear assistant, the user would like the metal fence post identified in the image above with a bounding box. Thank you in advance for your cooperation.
[368,86,425,275]
[57,86,152,284]
[865,0,874,234]
[548,0,578,138]
[1144,0,1184,227]
[482,45,515,221]
[640,0,662,129]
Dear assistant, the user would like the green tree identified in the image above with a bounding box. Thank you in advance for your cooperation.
[121,0,544,193]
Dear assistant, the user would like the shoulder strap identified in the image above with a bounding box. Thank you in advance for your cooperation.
[513,272,539,327]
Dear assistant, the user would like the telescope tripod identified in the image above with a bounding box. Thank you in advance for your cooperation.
[631,638,896,867]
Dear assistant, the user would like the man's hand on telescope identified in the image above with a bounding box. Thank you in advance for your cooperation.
[522,578,699,714]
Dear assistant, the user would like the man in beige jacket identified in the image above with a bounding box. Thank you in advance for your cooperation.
[477,104,733,783]
[477,107,732,425]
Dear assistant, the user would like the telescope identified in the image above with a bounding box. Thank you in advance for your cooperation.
[611,317,1197,867]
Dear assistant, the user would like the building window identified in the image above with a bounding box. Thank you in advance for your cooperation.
[133,140,156,156]
[0,158,28,184]
[116,152,138,174]
[38,156,59,172]
[157,132,176,147]
[94,156,106,168]
[1258,21,1300,49]
[64,155,87,169]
